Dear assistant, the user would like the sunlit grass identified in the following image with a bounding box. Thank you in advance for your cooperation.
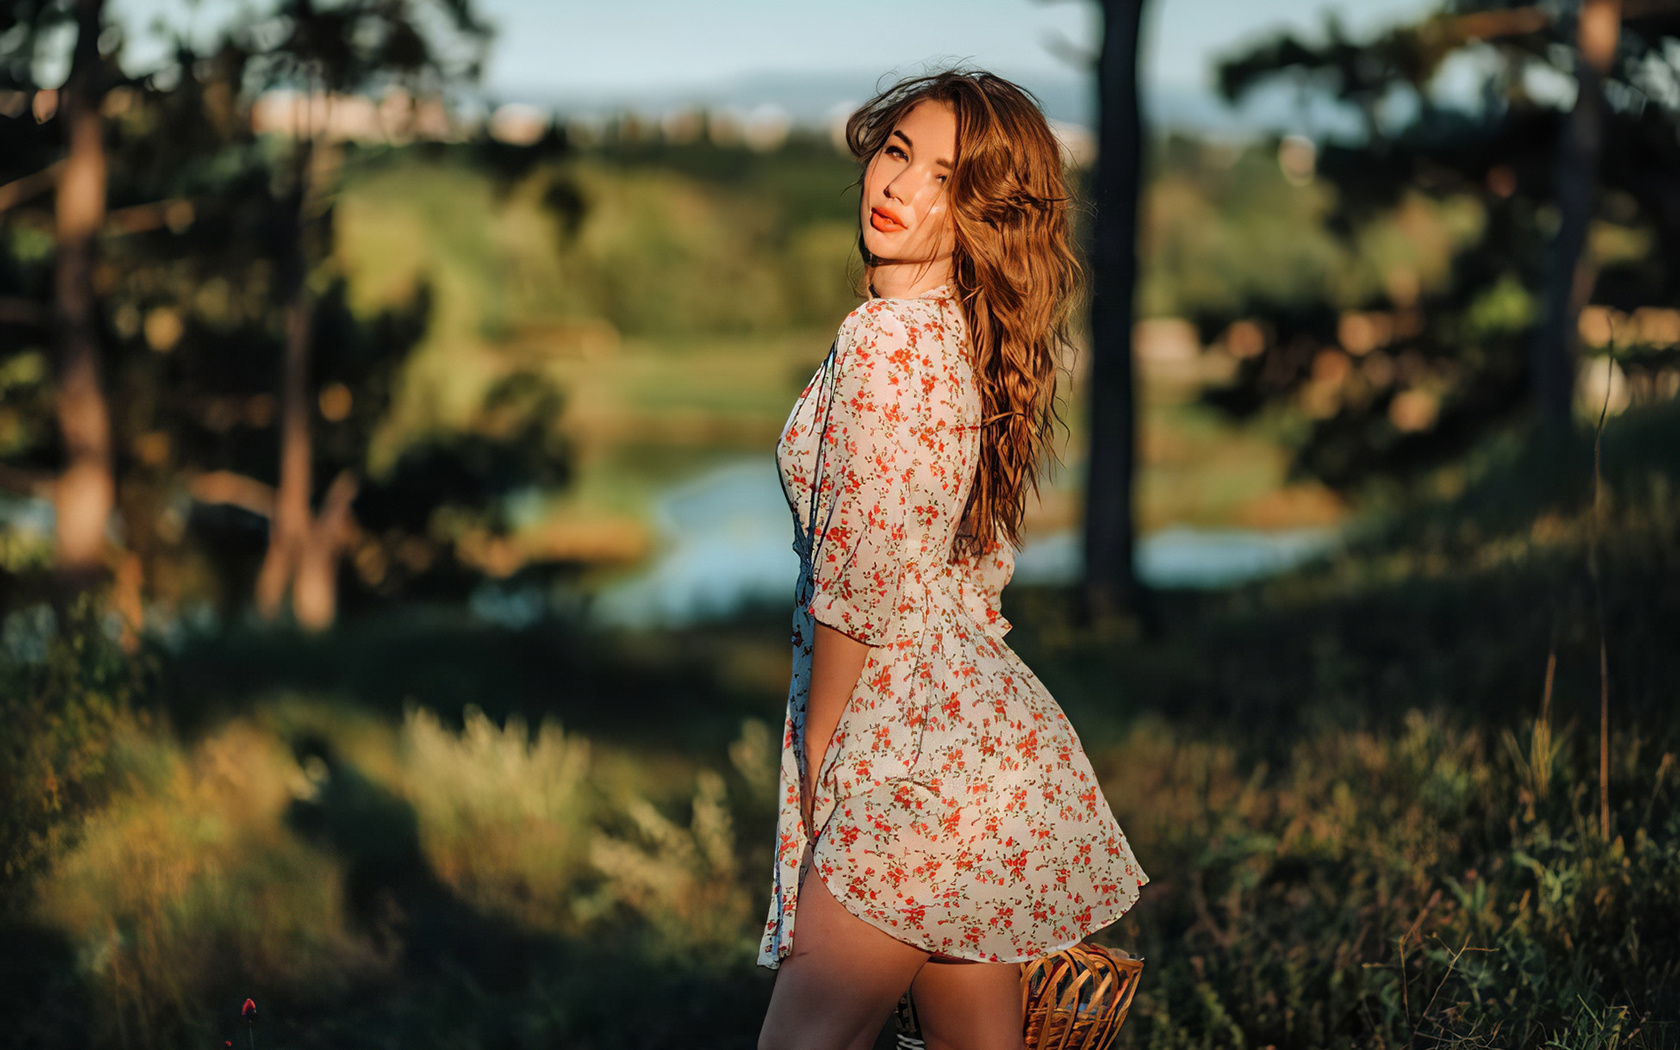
[13,409,1673,1050]
[21,667,1675,1048]
[33,717,391,1049]
[398,704,593,934]
[11,408,1679,1043]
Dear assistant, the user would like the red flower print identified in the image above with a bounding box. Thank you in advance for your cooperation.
[758,291,1147,970]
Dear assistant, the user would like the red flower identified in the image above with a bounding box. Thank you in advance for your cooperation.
[241,999,257,1023]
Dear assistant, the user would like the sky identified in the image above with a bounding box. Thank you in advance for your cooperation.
[109,0,1441,130]
[468,0,1434,97]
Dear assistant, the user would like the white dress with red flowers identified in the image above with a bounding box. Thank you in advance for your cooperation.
[757,288,1147,969]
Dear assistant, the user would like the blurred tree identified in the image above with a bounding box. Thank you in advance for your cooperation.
[2,1,581,632]
[1084,0,1157,630]
[0,0,119,602]
[349,368,573,605]
[1531,0,1621,421]
[242,0,491,629]
[1203,1,1680,489]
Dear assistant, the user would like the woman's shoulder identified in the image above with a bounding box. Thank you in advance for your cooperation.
[830,294,976,424]
[835,291,966,368]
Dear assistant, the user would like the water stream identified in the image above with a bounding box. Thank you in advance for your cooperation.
[586,458,1340,629]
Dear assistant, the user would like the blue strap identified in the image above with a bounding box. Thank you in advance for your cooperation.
[798,338,840,568]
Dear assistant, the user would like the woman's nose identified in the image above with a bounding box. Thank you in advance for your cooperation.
[883,171,922,205]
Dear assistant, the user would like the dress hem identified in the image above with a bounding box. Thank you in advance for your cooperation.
[756,860,1147,970]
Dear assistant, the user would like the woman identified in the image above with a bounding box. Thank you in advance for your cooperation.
[758,70,1146,1050]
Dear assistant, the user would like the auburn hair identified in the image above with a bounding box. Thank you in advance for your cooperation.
[845,69,1082,559]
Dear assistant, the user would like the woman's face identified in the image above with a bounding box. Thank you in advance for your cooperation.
[860,99,957,267]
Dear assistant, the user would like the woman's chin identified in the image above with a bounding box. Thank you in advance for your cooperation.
[862,242,934,267]
[861,229,898,259]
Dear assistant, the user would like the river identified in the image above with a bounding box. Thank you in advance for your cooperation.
[580,458,1340,629]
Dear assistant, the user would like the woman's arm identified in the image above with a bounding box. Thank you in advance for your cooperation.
[798,300,942,834]
[802,621,871,835]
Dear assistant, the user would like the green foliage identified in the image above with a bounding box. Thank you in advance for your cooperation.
[34,715,391,1050]
[553,156,859,336]
[1463,274,1538,342]
[1138,138,1351,320]
[0,0,562,627]
[1094,713,1677,1050]
[0,597,153,903]
[336,143,862,350]
[1137,136,1488,326]
[1196,7,1680,490]
[398,703,592,933]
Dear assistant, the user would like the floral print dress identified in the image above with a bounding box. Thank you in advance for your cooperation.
[757,287,1147,969]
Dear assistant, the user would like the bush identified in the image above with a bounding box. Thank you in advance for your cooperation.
[588,766,757,961]
[32,716,391,1049]
[0,597,154,905]
[1094,712,1679,1050]
[398,703,593,933]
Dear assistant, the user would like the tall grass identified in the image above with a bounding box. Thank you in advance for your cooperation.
[1094,712,1677,1049]
[15,668,1673,1049]
[399,704,592,933]
[0,597,151,902]
[589,766,756,958]
[32,717,391,1049]
[13,693,784,1048]
[5,411,1678,1048]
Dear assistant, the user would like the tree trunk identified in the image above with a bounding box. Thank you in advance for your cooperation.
[253,109,355,632]
[1083,0,1155,630]
[293,469,358,631]
[52,0,114,593]
[113,549,144,650]
[254,264,314,621]
[1530,0,1621,421]
[254,75,323,622]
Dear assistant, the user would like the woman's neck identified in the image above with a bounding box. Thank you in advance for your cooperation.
[867,257,953,299]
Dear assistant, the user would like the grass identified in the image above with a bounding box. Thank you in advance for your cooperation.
[1081,710,1678,1049]
[998,404,1680,1048]
[9,114,1674,1049]
[3,406,1676,1050]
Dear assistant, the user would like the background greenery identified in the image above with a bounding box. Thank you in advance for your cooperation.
[3,1,1679,1047]
[4,403,1676,1049]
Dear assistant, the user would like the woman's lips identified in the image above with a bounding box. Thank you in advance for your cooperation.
[870,208,907,233]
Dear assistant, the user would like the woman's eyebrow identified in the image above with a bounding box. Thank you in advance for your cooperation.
[892,128,952,168]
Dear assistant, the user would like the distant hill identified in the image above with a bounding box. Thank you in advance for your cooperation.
[483,69,1371,142]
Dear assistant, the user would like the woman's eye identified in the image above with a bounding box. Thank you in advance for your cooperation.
[884,145,906,159]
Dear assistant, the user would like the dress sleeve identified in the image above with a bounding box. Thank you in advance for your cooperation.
[956,538,1016,636]
[807,301,956,646]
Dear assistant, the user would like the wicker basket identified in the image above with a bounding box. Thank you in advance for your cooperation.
[891,943,1142,1050]
[1020,943,1144,1050]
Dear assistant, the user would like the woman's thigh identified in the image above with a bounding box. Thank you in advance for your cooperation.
[910,958,1027,1050]
[758,869,929,1050]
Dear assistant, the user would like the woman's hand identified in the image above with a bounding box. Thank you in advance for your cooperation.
[803,620,871,838]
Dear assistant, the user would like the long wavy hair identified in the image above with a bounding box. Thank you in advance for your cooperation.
[846,69,1083,559]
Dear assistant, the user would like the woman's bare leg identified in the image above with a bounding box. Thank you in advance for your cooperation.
[758,869,929,1050]
[910,958,1027,1050]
